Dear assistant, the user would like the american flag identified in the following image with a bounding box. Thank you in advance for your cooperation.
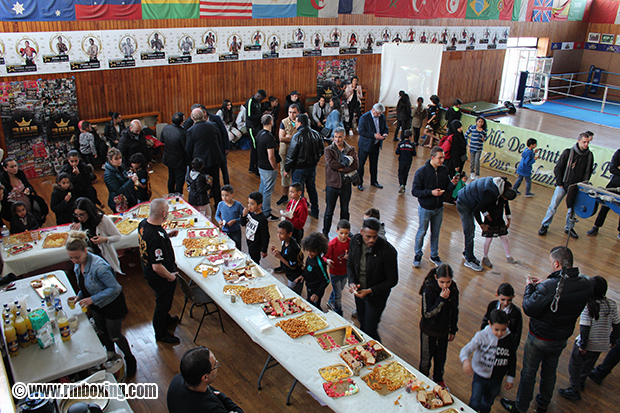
[200,0,252,18]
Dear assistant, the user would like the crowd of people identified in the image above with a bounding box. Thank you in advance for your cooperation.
[3,81,619,413]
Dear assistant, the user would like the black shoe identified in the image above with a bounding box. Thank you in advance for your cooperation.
[586,226,599,236]
[371,182,383,189]
[272,266,285,274]
[565,228,579,239]
[166,315,179,329]
[309,212,319,219]
[558,387,581,401]
[126,355,137,378]
[267,214,280,221]
[538,225,548,236]
[156,334,180,344]
[500,398,522,413]
[351,310,358,318]
[536,407,548,413]
[357,185,364,191]
[276,195,288,206]
[588,371,603,385]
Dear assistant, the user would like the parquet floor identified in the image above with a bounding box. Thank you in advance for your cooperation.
[24,118,620,413]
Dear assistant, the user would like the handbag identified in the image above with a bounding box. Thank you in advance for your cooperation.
[342,170,360,186]
[320,127,332,139]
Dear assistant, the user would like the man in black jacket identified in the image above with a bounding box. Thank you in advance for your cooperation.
[160,112,188,194]
[347,218,398,341]
[501,246,593,413]
[411,147,458,268]
[539,132,594,239]
[284,113,324,219]
[167,347,244,413]
[246,89,267,175]
[186,108,224,204]
[586,147,620,237]
[118,119,149,167]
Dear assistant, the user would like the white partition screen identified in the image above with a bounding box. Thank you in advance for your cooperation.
[379,43,443,107]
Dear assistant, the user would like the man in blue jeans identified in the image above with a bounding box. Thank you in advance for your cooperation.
[284,113,324,219]
[501,246,592,413]
[256,114,279,221]
[411,146,457,268]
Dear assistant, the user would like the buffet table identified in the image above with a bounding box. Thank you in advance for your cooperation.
[1,270,107,384]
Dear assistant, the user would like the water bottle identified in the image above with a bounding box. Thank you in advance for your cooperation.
[1,225,9,249]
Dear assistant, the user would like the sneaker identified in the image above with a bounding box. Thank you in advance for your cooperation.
[267,214,280,221]
[524,193,535,197]
[399,185,405,194]
[558,388,581,401]
[538,225,549,236]
[464,259,483,272]
[617,233,620,240]
[272,266,285,274]
[586,226,599,236]
[412,255,422,268]
[156,334,180,344]
[276,195,288,206]
[349,130,354,136]
[436,381,450,392]
[507,256,518,264]
[515,190,521,195]
[357,185,364,191]
[470,173,476,180]
[351,309,358,318]
[500,398,523,413]
[482,256,493,268]
[429,256,443,267]
[588,371,603,385]
[565,228,579,239]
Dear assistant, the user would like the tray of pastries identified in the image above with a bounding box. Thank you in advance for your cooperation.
[261,297,313,318]
[361,361,417,396]
[30,273,68,298]
[42,232,69,248]
[340,340,392,370]
[135,204,150,218]
[168,208,194,219]
[116,218,140,235]
[417,385,454,410]
[194,262,219,276]
[163,219,194,230]
[187,228,219,238]
[6,230,42,246]
[8,243,33,255]
[222,285,248,295]
[223,263,266,283]
[323,378,359,398]
[239,284,283,304]
[318,364,353,381]
[315,325,364,351]
[275,312,328,338]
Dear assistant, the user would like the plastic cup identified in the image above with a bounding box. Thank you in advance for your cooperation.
[43,287,52,306]
[81,305,88,313]
[67,297,77,310]
[68,316,78,333]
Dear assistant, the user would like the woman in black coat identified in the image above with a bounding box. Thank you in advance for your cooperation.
[444,120,467,177]
[394,91,412,141]
[0,158,48,225]
[104,112,126,147]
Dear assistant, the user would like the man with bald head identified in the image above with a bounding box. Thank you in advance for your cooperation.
[186,108,225,204]
[139,198,181,344]
[118,119,149,167]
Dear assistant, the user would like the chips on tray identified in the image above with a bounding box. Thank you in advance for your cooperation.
[135,204,150,218]
[239,284,283,304]
[6,231,41,246]
[222,285,248,295]
[319,364,353,381]
[42,232,69,248]
[362,361,416,394]
[116,219,140,235]
[275,312,328,338]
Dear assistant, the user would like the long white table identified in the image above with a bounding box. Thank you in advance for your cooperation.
[172,210,475,413]
[1,270,107,384]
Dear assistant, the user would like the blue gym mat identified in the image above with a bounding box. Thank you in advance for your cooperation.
[524,97,620,129]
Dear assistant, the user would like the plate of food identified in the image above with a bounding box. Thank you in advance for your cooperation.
[417,385,454,410]
[168,208,194,219]
[187,228,219,238]
[314,325,364,351]
[8,243,33,255]
[135,204,150,218]
[318,364,353,381]
[222,285,248,295]
[115,218,140,235]
[323,378,359,398]
[30,273,68,298]
[194,262,219,276]
[163,219,194,230]
[261,297,313,318]
[361,361,417,396]
[239,284,284,304]
[223,263,266,283]
[340,340,392,370]
[6,230,42,246]
[275,312,328,338]
[42,232,69,249]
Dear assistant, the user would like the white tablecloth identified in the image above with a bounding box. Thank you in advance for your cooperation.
[172,214,475,413]
[1,270,107,384]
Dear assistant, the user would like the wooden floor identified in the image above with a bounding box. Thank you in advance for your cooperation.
[22,115,620,413]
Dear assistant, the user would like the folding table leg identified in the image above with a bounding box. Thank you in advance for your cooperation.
[286,379,298,406]
[257,355,279,390]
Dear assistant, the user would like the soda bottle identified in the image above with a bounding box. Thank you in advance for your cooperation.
[13,311,29,348]
[25,308,37,344]
[51,285,61,313]
[56,309,71,342]
[3,319,19,357]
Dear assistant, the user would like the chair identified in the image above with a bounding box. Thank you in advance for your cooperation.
[176,273,225,343]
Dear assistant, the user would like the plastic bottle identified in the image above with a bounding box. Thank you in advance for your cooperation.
[56,309,71,342]
[3,308,14,326]
[25,308,37,344]
[11,300,19,315]
[50,285,61,314]
[13,311,29,348]
[1,225,9,250]
[3,319,19,357]
[45,303,56,331]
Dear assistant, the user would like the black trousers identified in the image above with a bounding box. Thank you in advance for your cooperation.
[248,127,259,172]
[398,162,412,186]
[568,342,601,392]
[413,127,421,144]
[594,182,620,231]
[354,293,388,342]
[167,166,186,194]
[146,277,177,339]
[419,332,449,383]
[357,147,380,186]
[394,119,411,140]
[205,165,222,204]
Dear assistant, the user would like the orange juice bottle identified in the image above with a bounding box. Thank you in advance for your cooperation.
[13,311,29,348]
[57,309,71,342]
[3,308,14,326]
[25,308,37,344]
[3,319,19,357]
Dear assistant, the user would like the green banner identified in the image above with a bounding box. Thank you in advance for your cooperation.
[461,114,616,188]
[567,0,587,21]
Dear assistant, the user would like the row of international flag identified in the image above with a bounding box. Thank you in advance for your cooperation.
[0,0,616,23]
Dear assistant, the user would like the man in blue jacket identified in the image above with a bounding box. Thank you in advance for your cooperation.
[356,103,389,191]
[411,146,458,268]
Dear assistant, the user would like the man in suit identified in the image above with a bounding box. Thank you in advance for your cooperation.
[357,103,389,191]
[160,112,188,194]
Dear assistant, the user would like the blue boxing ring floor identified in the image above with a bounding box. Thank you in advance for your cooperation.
[524,97,620,129]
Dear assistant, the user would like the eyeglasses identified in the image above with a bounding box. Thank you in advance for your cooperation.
[192,346,220,371]
[73,212,87,218]
[212,360,220,370]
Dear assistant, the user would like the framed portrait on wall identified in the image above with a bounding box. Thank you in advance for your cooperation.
[600,34,614,45]
[588,33,601,43]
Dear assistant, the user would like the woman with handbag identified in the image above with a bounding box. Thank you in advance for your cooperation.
[322,126,359,236]
[66,231,136,377]
[325,97,344,134]
[0,158,48,225]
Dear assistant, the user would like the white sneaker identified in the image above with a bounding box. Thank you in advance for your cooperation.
[470,173,476,180]
[349,130,353,136]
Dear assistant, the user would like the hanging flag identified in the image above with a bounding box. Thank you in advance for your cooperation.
[142,0,200,19]
[551,0,570,19]
[465,0,501,19]
[297,0,338,17]
[567,0,587,20]
[41,0,76,20]
[586,0,618,23]
[252,0,296,17]
[437,0,466,18]
[499,0,515,19]
[363,0,375,13]
[75,0,109,20]
[200,0,252,18]
[1,0,76,20]
[0,0,39,20]
[338,0,363,13]
[532,0,552,21]
[375,0,411,18]
[409,0,437,18]
[110,0,141,19]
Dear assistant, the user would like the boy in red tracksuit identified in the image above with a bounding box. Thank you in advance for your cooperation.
[325,219,350,316]
[282,182,308,243]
